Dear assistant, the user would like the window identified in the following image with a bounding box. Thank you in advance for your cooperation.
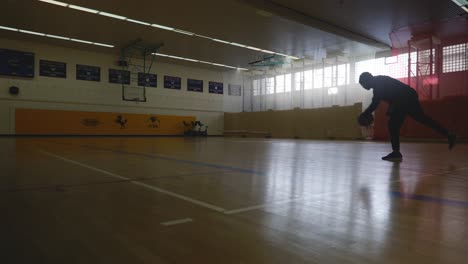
[304,70,313,90]
[417,49,436,76]
[323,66,333,87]
[387,54,408,78]
[294,72,303,91]
[443,43,468,73]
[253,79,260,96]
[337,64,347,86]
[276,75,285,93]
[385,56,398,64]
[355,55,414,81]
[285,74,292,92]
[355,57,387,81]
[313,68,323,88]
[266,77,274,95]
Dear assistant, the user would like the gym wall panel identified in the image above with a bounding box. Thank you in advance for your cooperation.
[15,108,195,135]
[224,103,363,139]
[0,104,11,134]
[0,38,244,135]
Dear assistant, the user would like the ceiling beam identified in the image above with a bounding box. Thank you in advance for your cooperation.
[237,0,390,50]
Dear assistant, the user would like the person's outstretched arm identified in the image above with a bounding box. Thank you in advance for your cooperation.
[363,94,380,116]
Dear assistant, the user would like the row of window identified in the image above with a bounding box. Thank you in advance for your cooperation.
[443,43,468,73]
[355,49,439,80]
[253,64,350,96]
[252,43,467,96]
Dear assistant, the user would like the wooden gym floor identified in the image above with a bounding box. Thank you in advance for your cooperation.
[1,137,467,263]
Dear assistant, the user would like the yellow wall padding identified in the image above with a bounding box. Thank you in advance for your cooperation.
[224,103,363,139]
[16,108,196,135]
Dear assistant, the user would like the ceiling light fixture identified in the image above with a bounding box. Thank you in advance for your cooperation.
[274,52,300,59]
[126,19,151,26]
[36,0,302,59]
[38,0,68,7]
[184,58,200,62]
[451,0,468,12]
[0,25,18,31]
[230,42,247,48]
[92,42,115,48]
[195,34,212,40]
[68,5,99,14]
[246,46,262,51]
[45,34,70,40]
[212,38,231,44]
[0,25,114,48]
[151,24,175,31]
[70,38,93,44]
[19,30,45,36]
[261,49,275,54]
[153,53,248,71]
[167,55,186,60]
[98,12,127,20]
[198,60,212,64]
[174,29,195,36]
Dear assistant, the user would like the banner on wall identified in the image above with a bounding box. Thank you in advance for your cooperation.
[209,81,223,94]
[15,109,196,135]
[109,69,130,84]
[187,78,203,92]
[0,48,35,78]
[164,76,181,89]
[76,64,100,82]
[40,60,66,78]
[138,73,157,87]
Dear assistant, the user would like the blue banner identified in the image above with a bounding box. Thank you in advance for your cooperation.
[0,48,35,78]
[138,73,157,87]
[76,64,100,82]
[40,60,67,78]
[109,69,130,84]
[187,78,203,92]
[209,81,223,94]
[164,76,181,89]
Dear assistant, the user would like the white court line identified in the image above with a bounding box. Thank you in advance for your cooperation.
[224,189,366,215]
[213,139,273,143]
[40,151,227,212]
[161,218,193,226]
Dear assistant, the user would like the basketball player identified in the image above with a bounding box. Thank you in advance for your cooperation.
[358,72,456,161]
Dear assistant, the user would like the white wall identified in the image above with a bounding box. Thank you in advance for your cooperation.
[0,38,244,135]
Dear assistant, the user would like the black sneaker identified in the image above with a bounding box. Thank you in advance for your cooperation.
[382,151,402,162]
[448,133,456,150]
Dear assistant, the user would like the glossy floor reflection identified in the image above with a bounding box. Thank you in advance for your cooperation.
[1,137,467,263]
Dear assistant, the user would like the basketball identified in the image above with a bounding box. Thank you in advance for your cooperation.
[357,113,374,126]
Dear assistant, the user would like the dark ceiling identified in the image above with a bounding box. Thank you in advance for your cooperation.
[0,0,465,71]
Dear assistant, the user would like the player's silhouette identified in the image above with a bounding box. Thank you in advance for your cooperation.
[358,72,456,161]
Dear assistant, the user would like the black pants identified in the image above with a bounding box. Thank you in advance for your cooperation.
[388,101,449,151]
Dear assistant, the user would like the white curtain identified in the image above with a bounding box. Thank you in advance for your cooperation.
[241,41,468,112]
[243,58,374,112]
